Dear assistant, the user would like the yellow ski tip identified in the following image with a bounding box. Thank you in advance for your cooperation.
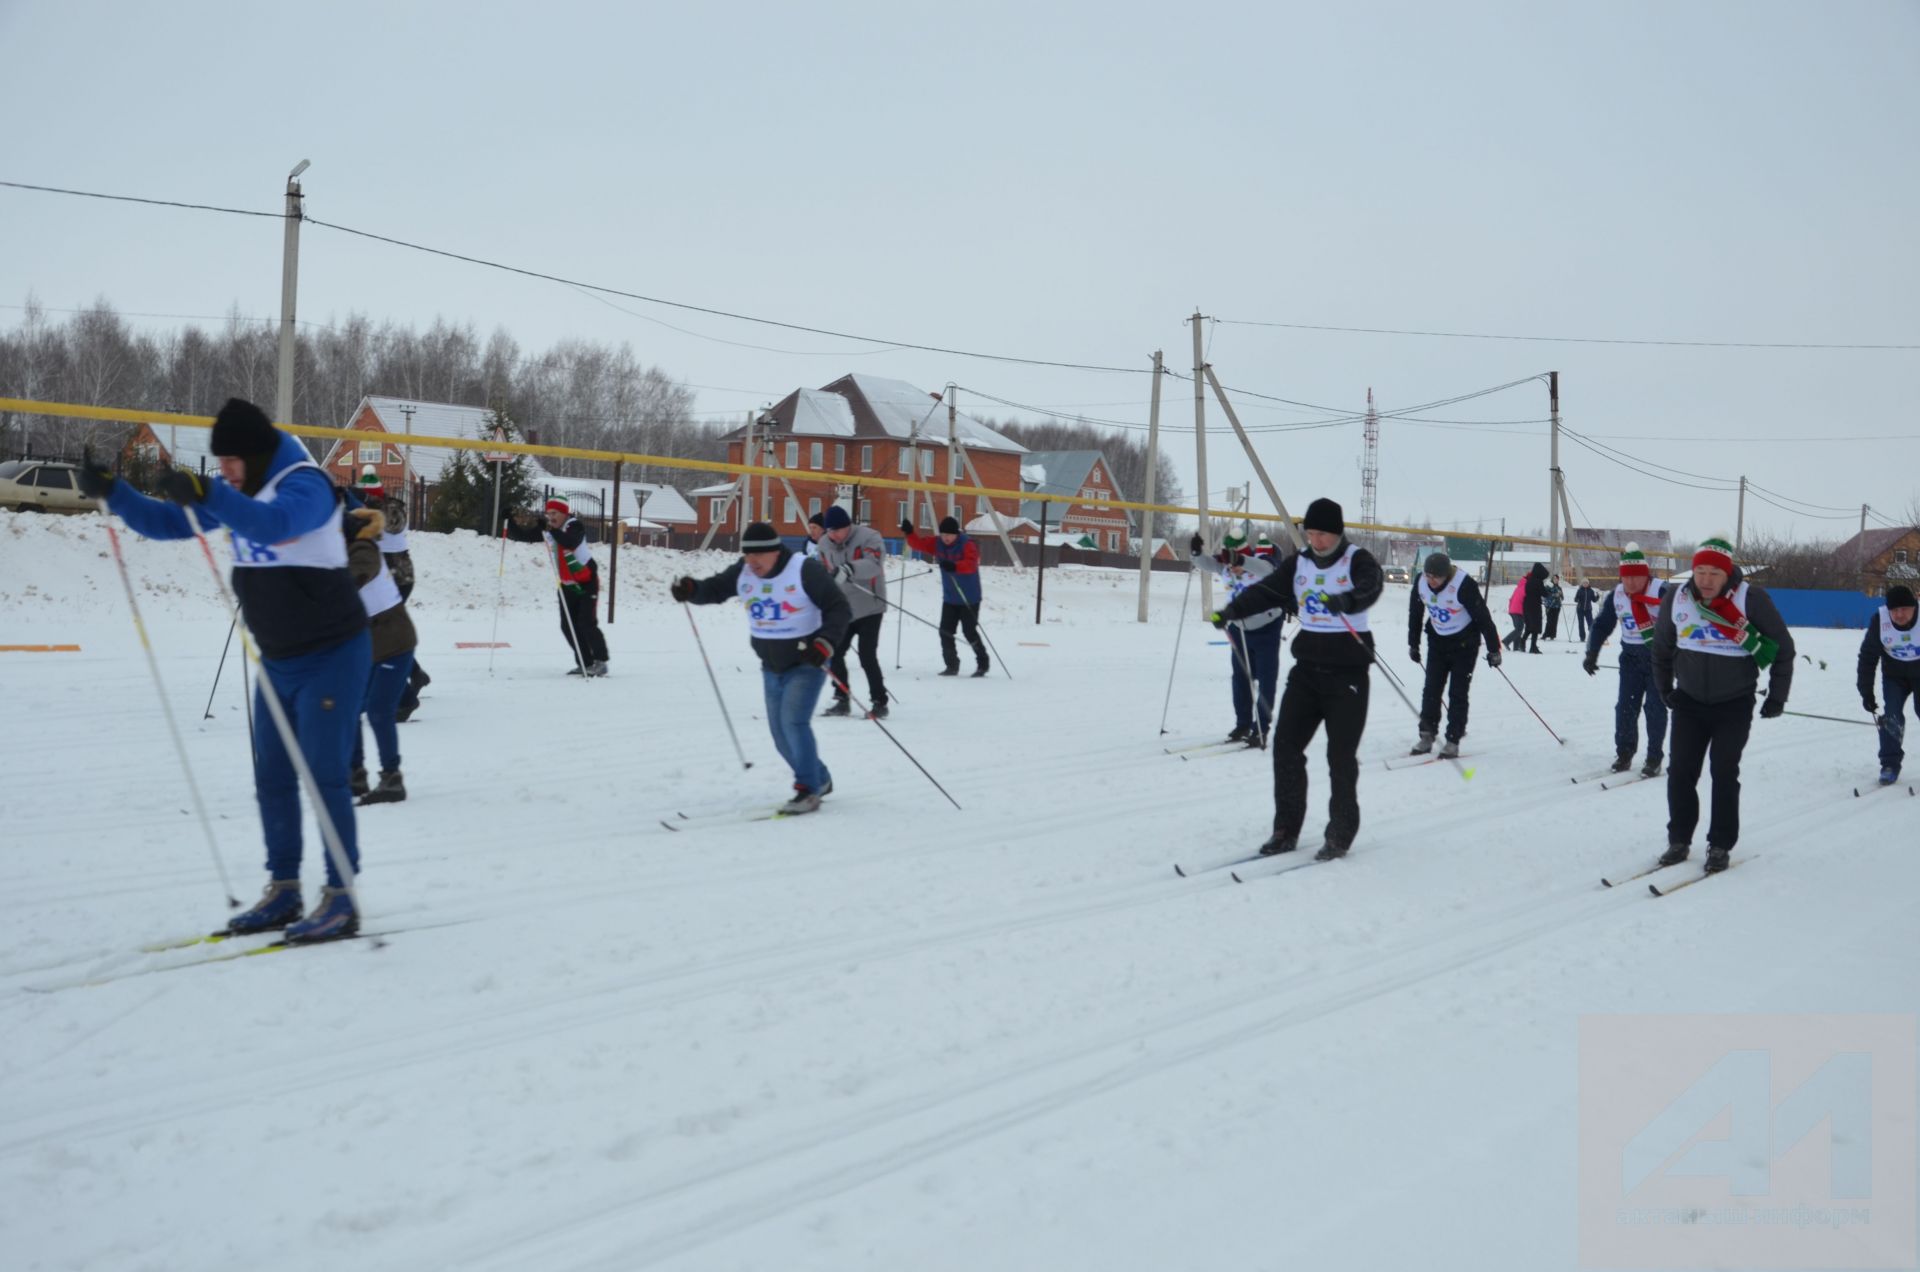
[1462,767,1477,781]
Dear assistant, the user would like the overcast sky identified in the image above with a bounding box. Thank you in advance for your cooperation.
[3,0,1915,544]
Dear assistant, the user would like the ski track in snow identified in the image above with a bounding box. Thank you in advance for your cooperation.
[1,509,1914,1271]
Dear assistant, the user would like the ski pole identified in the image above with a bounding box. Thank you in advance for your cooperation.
[1158,565,1196,735]
[1492,663,1566,745]
[1228,621,1266,748]
[180,507,374,942]
[959,592,1013,680]
[824,667,962,810]
[1332,611,1474,781]
[681,604,752,769]
[106,524,240,910]
[541,529,591,678]
[1783,709,1878,728]
[488,517,509,676]
[203,615,238,719]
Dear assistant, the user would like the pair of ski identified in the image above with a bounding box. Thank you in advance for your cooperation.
[1600,854,1757,897]
[25,920,435,993]
[1852,780,1915,798]
[660,802,817,831]
[1570,766,1659,791]
[1164,738,1264,760]
[1172,847,1334,884]
[1382,751,1467,772]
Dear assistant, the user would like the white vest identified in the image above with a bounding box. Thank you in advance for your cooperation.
[1880,607,1920,663]
[736,552,822,640]
[1294,543,1367,634]
[1611,577,1665,646]
[378,526,410,554]
[228,460,347,571]
[359,555,404,618]
[1670,580,1753,659]
[1418,571,1470,637]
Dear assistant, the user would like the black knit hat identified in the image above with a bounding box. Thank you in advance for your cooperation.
[209,398,278,457]
[1303,497,1344,535]
[1888,585,1917,610]
[740,521,783,551]
[806,512,826,528]
[1424,552,1451,577]
[939,516,961,534]
[822,505,852,530]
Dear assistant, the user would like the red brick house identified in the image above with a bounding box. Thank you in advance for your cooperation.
[1010,450,1136,555]
[690,374,1027,538]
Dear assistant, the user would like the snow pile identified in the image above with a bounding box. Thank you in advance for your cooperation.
[2,508,1914,1270]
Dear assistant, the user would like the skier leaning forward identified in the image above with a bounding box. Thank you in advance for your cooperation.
[671,521,853,815]
[1651,536,1794,876]
[79,398,371,941]
[1213,497,1383,861]
[1406,550,1502,759]
[1582,542,1669,777]
[506,495,610,677]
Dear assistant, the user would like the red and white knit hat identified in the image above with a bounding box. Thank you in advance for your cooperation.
[545,495,570,515]
[1692,535,1736,574]
[1618,542,1650,579]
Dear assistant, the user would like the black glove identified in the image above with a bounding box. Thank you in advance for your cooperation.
[1487,646,1503,668]
[803,637,834,668]
[1658,685,1675,710]
[1581,652,1598,677]
[1208,610,1229,630]
[1863,694,1879,714]
[938,559,956,573]
[159,467,211,506]
[1759,693,1785,720]
[75,446,117,500]
[900,519,914,537]
[1188,533,1204,556]
[1408,646,1421,665]
[670,576,696,603]
[1321,592,1354,615]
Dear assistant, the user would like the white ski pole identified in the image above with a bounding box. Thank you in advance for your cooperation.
[1158,565,1196,735]
[543,530,592,678]
[488,517,509,676]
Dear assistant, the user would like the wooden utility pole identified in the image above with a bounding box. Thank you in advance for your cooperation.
[1136,350,1164,622]
[1736,476,1746,552]
[608,460,623,622]
[1547,371,1561,578]
[946,385,959,520]
[1203,366,1303,552]
[1191,312,1212,615]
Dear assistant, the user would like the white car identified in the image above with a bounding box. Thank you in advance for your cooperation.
[1383,565,1411,585]
[0,460,94,514]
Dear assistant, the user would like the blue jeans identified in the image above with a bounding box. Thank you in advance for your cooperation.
[1616,642,1668,761]
[353,649,415,773]
[1228,621,1282,735]
[254,629,371,887]
[763,663,831,793]
[1880,677,1915,771]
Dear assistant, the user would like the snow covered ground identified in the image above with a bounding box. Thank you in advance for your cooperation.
[2,508,1914,1271]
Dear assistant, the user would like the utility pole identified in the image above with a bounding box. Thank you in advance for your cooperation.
[946,384,959,520]
[1859,504,1869,586]
[1547,370,1561,579]
[275,160,309,429]
[1736,476,1747,552]
[1136,350,1164,622]
[397,402,417,528]
[1191,311,1212,616]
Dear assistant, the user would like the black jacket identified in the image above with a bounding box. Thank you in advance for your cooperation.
[1407,569,1500,655]
[1221,538,1383,668]
[1858,610,1920,696]
[1522,563,1547,633]
[506,515,599,589]
[1651,568,1795,706]
[1574,584,1598,613]
[687,549,852,672]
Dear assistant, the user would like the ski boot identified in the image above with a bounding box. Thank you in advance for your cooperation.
[780,786,823,815]
[1438,739,1460,760]
[284,887,358,943]
[1409,732,1435,756]
[938,665,961,677]
[1258,834,1297,856]
[1314,838,1351,862]
[971,663,990,678]
[227,880,303,935]
[1640,755,1664,778]
[1657,843,1690,868]
[357,769,406,805]
[585,660,609,677]
[350,766,370,799]
[1880,767,1900,787]
[867,702,889,721]
[1610,752,1635,774]
[1227,725,1252,744]
[821,697,853,718]
[1704,845,1731,875]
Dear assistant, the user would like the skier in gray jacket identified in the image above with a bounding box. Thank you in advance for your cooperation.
[816,505,891,718]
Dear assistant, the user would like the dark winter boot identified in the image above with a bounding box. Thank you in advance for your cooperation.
[939,665,961,677]
[1610,752,1635,774]
[971,645,990,677]
[1657,843,1690,868]
[1409,732,1435,756]
[394,701,417,723]
[970,664,990,678]
[1227,724,1252,743]
[867,703,889,720]
[227,880,303,935]
[357,769,406,805]
[1314,838,1351,862]
[350,766,370,799]
[284,886,358,944]
[821,697,852,717]
[1640,755,1664,778]
[567,664,587,676]
[780,786,823,815]
[1704,845,1731,874]
[1258,834,1297,856]
[1438,739,1460,760]
[584,660,609,678]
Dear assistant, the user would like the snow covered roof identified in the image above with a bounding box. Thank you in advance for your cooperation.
[319,398,538,488]
[1020,463,1047,485]
[140,421,218,473]
[965,512,1036,535]
[1017,450,1135,533]
[540,476,696,524]
[740,374,1026,454]
[787,389,858,438]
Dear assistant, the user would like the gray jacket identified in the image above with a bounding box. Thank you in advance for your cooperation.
[817,524,889,621]
[1652,568,1794,707]
[1191,549,1284,631]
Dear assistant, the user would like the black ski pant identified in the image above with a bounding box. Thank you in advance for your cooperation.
[939,602,988,672]
[1576,605,1593,642]
[831,612,888,706]
[1665,690,1754,850]
[559,586,609,666]
[1271,662,1369,849]
[1419,635,1478,743]
[1545,608,1561,641]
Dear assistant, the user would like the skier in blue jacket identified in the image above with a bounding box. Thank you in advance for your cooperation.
[77,399,372,942]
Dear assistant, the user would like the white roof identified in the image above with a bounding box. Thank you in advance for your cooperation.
[323,398,539,488]
[966,512,1036,534]
[145,421,218,473]
[844,375,1025,452]
[1020,463,1047,484]
[542,475,696,523]
[789,389,858,438]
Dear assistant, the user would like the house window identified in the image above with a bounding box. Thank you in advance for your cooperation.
[1109,531,1121,551]
[784,497,799,523]
[898,447,912,475]
[858,498,872,524]
[808,496,821,518]
[1898,549,1910,565]
[763,493,774,520]
[358,440,382,463]
[920,450,935,477]
[386,449,403,465]
[860,445,873,472]
[710,497,727,521]
[785,441,799,468]
[810,442,823,469]
[976,495,991,515]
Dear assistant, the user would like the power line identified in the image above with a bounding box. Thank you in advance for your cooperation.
[1561,425,1739,485]
[1744,489,1860,521]
[1559,428,1739,492]
[1216,315,1920,352]
[0,179,280,220]
[1744,480,1859,515]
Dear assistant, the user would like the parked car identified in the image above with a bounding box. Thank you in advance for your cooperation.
[1383,565,1411,585]
[0,460,94,514]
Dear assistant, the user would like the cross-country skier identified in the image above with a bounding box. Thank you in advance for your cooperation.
[355,467,430,721]
[343,501,418,806]
[505,494,609,677]
[1574,579,1598,643]
[1858,583,1919,786]
[1651,536,1795,875]
[1212,497,1382,861]
[903,515,991,678]
[77,398,371,941]
[1189,528,1283,745]
[804,511,827,559]
[1406,551,1502,759]
[1581,543,1669,777]
[816,505,889,718]
[670,521,853,814]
